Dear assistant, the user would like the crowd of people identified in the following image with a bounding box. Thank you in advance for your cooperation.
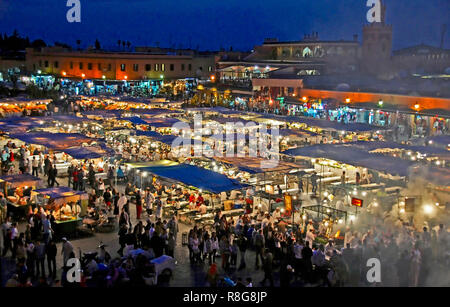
[185,203,449,287]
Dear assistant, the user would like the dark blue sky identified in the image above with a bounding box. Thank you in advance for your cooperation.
[0,0,449,51]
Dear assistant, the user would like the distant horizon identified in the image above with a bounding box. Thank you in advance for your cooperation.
[0,0,448,52]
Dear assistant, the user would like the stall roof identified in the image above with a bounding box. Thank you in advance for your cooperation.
[214,157,303,174]
[125,160,179,169]
[186,107,245,115]
[138,163,247,193]
[0,174,42,188]
[9,132,100,151]
[34,186,86,199]
[426,135,450,148]
[125,108,183,116]
[252,113,386,132]
[0,117,46,133]
[82,110,123,118]
[62,143,115,159]
[134,130,163,138]
[349,141,450,157]
[283,144,414,177]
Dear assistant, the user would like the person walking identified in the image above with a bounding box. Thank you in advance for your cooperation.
[135,188,142,220]
[237,234,248,270]
[32,157,39,177]
[46,239,57,279]
[254,229,265,269]
[260,250,274,287]
[61,237,73,267]
[35,240,46,278]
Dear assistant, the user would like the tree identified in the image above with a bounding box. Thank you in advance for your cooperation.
[122,41,126,48]
[95,39,101,50]
[117,40,121,50]
[76,39,81,50]
[31,39,47,49]
[126,41,131,49]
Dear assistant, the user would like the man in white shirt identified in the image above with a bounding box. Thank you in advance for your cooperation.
[61,203,72,215]
[305,229,316,250]
[272,207,281,220]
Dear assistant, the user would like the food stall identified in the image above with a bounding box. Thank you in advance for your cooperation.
[0,174,43,221]
[134,162,247,225]
[32,187,88,238]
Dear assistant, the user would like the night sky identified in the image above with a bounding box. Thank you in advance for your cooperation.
[0,0,449,51]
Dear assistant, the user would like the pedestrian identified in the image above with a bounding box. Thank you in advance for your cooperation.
[35,240,46,278]
[46,239,57,279]
[261,250,274,287]
[61,237,73,267]
[32,157,39,177]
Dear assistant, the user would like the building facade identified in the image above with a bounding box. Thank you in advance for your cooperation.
[25,47,216,81]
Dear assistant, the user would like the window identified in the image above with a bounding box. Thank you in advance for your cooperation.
[161,64,166,71]
[155,64,159,71]
[70,62,74,69]
[54,61,59,68]
[120,64,126,71]
[199,66,203,71]
[133,64,139,72]
[145,64,151,71]
[188,64,192,71]
[170,64,174,71]
[181,64,185,71]
[79,62,83,70]
[88,63,93,70]
[44,61,49,68]
[98,63,102,71]
[107,63,112,71]
[208,66,213,72]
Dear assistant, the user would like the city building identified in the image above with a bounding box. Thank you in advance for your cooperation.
[25,46,216,81]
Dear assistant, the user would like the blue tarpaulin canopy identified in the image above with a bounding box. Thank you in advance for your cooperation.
[0,117,46,133]
[0,174,42,188]
[348,141,450,157]
[134,130,162,138]
[186,107,244,115]
[82,110,123,118]
[426,135,450,148]
[34,186,86,199]
[126,108,183,116]
[253,113,385,132]
[123,116,151,125]
[283,144,414,177]
[9,132,101,151]
[138,163,247,193]
[62,143,115,159]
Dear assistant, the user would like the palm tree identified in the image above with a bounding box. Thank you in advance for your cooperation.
[126,41,131,50]
[76,39,81,50]
[117,40,121,50]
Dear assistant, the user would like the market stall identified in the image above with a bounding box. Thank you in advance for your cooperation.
[0,174,43,221]
[32,187,88,238]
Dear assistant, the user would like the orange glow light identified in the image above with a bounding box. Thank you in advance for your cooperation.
[414,104,420,110]
[81,73,86,78]
[345,98,351,103]
[62,72,67,76]
[124,76,128,80]
[302,96,307,101]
